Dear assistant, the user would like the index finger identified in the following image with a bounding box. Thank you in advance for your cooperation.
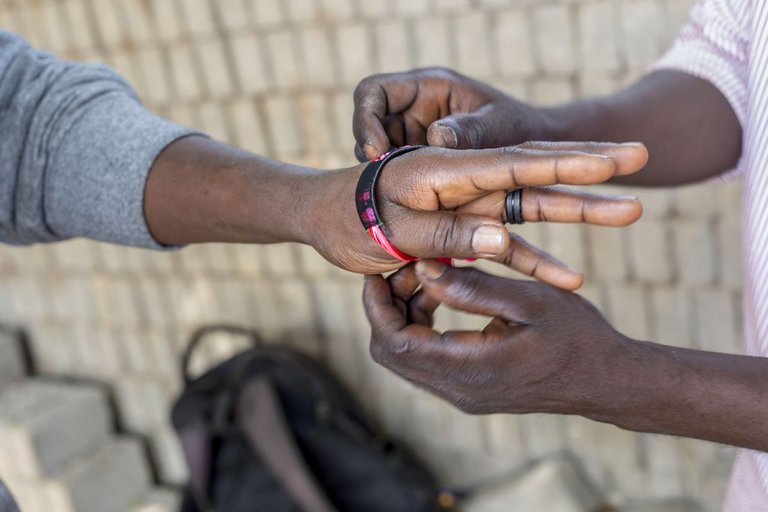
[518,141,649,177]
[353,75,420,160]
[431,143,647,207]
[363,275,490,380]
[365,274,462,377]
[363,274,436,348]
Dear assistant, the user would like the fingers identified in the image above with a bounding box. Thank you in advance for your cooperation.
[353,81,391,161]
[354,143,368,163]
[487,147,613,187]
[492,232,584,291]
[386,265,441,326]
[456,187,642,227]
[353,75,420,160]
[386,212,586,290]
[414,260,538,322]
[519,141,649,177]
[385,208,510,259]
[364,274,491,387]
[521,187,642,226]
[427,144,640,208]
[409,289,441,326]
[388,264,420,301]
[363,274,442,358]
[424,142,647,210]
[363,274,407,333]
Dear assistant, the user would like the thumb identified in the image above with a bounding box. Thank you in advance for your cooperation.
[426,105,501,149]
[386,209,509,259]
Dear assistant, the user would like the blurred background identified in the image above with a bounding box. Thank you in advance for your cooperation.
[0,0,742,510]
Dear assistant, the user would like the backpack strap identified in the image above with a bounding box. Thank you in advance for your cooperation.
[181,325,262,385]
[237,377,338,512]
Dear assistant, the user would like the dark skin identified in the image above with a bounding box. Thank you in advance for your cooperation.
[352,68,742,186]
[145,136,647,287]
[353,68,764,451]
[363,262,768,452]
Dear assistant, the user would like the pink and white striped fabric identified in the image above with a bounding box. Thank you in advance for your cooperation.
[654,0,768,509]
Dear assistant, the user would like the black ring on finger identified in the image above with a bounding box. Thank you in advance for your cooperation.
[505,189,525,225]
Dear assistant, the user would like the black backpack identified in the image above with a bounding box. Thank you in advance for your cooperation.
[172,325,453,512]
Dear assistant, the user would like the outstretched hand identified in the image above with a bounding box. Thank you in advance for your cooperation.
[308,141,647,288]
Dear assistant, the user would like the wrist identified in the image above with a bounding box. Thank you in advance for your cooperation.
[300,164,375,251]
[296,169,346,248]
[523,330,644,418]
[536,98,611,142]
[581,336,685,430]
[256,162,322,246]
[583,338,768,450]
[535,104,585,142]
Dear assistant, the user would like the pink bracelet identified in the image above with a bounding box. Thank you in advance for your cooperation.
[355,146,471,266]
[355,146,424,262]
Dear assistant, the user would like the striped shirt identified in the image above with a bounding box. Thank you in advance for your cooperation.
[655,0,768,509]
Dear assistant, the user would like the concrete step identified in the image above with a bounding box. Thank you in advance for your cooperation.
[0,380,110,477]
[132,488,182,512]
[5,438,151,512]
[0,329,26,388]
[464,454,607,512]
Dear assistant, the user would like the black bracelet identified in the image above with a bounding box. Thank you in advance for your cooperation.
[355,145,425,231]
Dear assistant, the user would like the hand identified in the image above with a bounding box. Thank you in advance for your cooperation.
[305,142,647,287]
[353,68,548,161]
[363,260,640,416]
[365,261,768,450]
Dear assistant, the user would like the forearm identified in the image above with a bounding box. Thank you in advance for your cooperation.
[589,337,768,451]
[0,31,200,247]
[535,70,742,187]
[144,136,323,246]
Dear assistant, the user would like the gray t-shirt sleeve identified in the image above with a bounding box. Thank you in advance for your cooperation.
[0,31,203,249]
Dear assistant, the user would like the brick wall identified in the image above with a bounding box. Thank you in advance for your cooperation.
[0,0,741,509]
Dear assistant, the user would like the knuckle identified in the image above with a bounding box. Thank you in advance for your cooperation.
[497,237,521,269]
[500,145,527,161]
[369,339,391,365]
[354,74,385,98]
[516,141,537,151]
[431,215,462,254]
[466,117,488,148]
[369,335,411,365]
[353,78,371,98]
[369,340,386,364]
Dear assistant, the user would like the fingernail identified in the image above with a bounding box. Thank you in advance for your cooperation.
[415,260,448,281]
[363,143,378,161]
[433,124,458,148]
[471,225,506,255]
